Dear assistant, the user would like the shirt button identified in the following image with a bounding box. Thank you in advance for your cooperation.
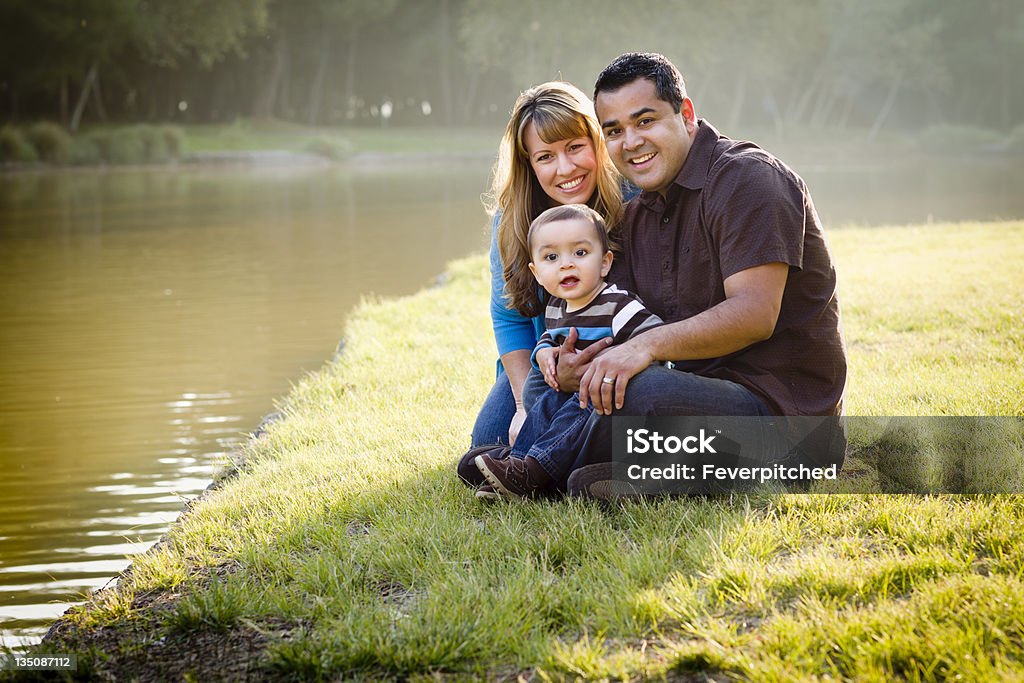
[662,216,671,224]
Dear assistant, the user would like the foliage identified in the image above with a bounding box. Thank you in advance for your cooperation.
[133,124,168,162]
[160,125,186,158]
[303,136,354,161]
[80,128,147,164]
[69,135,103,165]
[26,121,72,163]
[1010,123,1024,154]
[134,0,269,68]
[0,126,38,163]
[0,0,1021,133]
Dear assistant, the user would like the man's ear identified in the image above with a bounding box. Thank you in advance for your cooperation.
[601,250,613,277]
[681,97,697,135]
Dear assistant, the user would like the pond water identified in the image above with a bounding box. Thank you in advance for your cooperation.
[0,160,493,647]
[1,153,1022,647]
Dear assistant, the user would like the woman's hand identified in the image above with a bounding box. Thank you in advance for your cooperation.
[508,406,527,446]
[534,347,560,391]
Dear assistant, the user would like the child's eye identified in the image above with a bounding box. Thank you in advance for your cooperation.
[544,253,558,261]
[574,249,588,257]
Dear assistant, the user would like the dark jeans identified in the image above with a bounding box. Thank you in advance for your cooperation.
[510,385,594,486]
[521,365,775,476]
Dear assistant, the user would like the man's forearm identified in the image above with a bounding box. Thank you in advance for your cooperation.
[631,293,778,363]
[633,262,787,362]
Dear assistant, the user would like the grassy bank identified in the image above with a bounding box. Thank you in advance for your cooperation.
[5,119,1023,170]
[0,120,500,168]
[18,221,1024,681]
[183,120,499,158]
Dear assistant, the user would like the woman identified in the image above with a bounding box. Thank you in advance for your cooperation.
[466,81,628,464]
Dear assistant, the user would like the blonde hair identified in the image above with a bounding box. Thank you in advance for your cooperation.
[486,81,624,317]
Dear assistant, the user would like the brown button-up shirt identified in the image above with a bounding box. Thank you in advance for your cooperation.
[610,120,846,416]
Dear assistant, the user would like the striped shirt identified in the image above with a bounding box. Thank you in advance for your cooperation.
[531,283,663,367]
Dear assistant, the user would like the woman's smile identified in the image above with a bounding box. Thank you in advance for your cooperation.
[523,123,599,205]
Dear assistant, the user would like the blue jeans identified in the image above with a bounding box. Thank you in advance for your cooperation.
[521,365,775,476]
[510,385,594,485]
[470,372,517,447]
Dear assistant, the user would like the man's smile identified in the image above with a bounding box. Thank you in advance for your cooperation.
[629,152,657,166]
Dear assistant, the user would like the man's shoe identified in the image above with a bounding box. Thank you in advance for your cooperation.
[457,444,511,487]
[475,454,551,499]
[566,462,643,502]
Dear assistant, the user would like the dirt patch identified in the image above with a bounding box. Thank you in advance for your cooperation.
[43,614,298,682]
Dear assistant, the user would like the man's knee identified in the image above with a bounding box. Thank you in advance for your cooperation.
[618,366,693,415]
[619,366,770,417]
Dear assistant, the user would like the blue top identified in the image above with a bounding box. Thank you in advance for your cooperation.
[489,183,640,374]
[489,211,547,360]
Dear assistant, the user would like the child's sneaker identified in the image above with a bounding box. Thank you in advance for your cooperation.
[475,454,551,498]
[475,484,501,502]
[457,444,511,487]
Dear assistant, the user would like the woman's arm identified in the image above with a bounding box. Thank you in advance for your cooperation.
[488,212,542,443]
[489,215,538,356]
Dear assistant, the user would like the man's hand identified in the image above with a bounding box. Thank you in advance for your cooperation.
[579,339,653,415]
[534,347,559,391]
[554,327,613,394]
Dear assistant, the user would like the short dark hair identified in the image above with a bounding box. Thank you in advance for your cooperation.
[594,52,687,113]
[527,204,610,257]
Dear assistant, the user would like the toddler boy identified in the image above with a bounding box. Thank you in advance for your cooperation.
[475,204,662,498]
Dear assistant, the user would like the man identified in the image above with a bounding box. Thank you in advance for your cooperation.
[548,52,847,498]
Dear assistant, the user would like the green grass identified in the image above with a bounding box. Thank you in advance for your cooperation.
[182,119,499,157]
[2,119,499,169]
[41,221,1024,680]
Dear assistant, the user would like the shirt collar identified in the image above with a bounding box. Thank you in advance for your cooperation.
[638,119,719,210]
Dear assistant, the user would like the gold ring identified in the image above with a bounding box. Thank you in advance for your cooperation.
[602,377,615,385]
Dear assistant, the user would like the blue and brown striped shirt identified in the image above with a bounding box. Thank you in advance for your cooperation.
[531,283,663,367]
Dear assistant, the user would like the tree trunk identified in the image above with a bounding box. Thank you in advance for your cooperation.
[279,42,291,119]
[788,59,831,124]
[762,88,785,142]
[345,24,357,121]
[92,68,108,122]
[838,97,854,127]
[308,25,330,125]
[727,70,748,132]
[60,76,69,127]
[810,89,838,128]
[868,70,904,140]
[999,14,1010,129]
[252,35,288,119]
[439,0,453,125]
[460,69,481,123]
[70,61,99,133]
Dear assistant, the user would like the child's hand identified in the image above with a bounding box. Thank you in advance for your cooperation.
[535,346,560,391]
